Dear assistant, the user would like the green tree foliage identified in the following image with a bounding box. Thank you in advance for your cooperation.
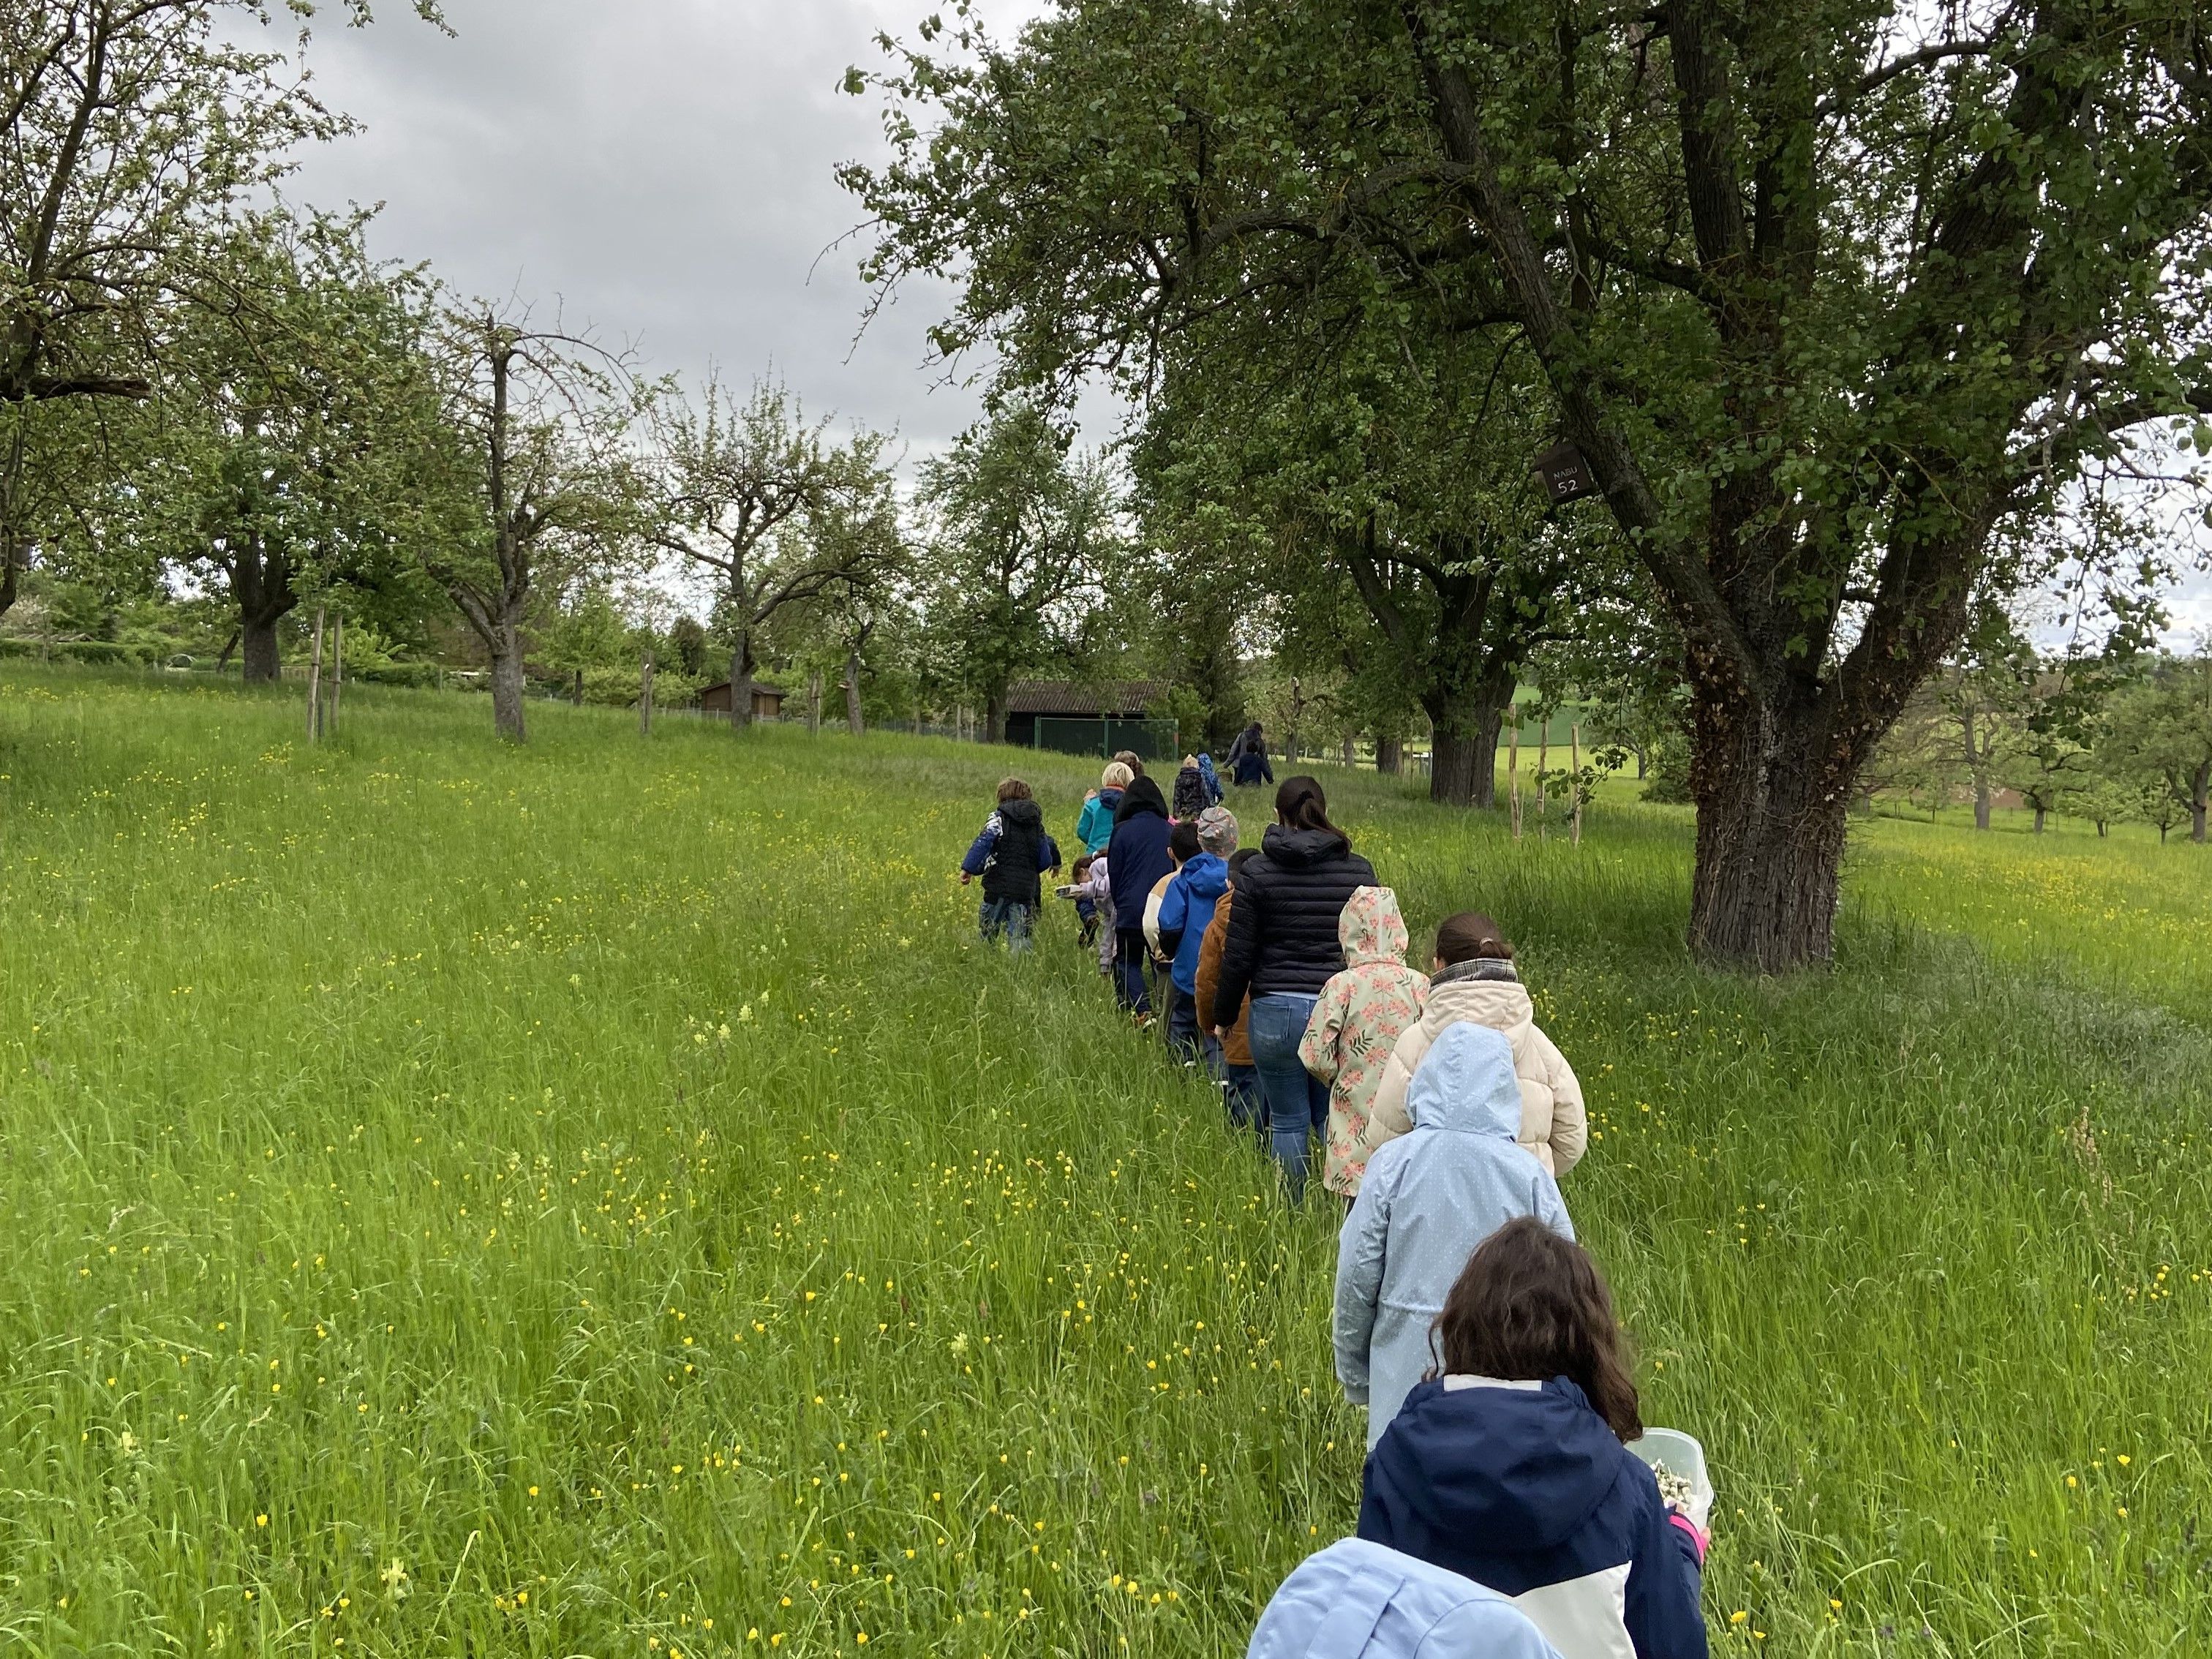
[1135,313,1630,804]
[2102,653,2212,843]
[1,0,440,616]
[647,376,900,730]
[913,402,1125,740]
[418,310,643,742]
[849,0,2212,966]
[126,211,451,680]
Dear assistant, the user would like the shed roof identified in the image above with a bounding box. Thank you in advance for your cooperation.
[1004,679,1170,716]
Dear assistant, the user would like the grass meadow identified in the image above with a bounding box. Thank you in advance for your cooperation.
[2,667,2209,1657]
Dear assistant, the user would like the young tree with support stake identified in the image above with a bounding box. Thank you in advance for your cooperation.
[849,0,2212,968]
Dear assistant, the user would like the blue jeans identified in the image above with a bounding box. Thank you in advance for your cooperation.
[1114,929,1151,1012]
[1165,983,1221,1070]
[979,898,1036,953]
[1222,1062,1263,1134]
[1249,993,1328,1200]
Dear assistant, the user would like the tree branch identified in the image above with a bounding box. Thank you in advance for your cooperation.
[1816,37,2006,120]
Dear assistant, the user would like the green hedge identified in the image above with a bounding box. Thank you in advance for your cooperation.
[0,639,159,666]
[350,663,446,689]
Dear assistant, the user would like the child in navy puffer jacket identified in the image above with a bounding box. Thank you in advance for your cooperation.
[1358,1217,1708,1659]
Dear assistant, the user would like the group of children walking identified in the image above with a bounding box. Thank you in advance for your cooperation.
[958,759,1707,1659]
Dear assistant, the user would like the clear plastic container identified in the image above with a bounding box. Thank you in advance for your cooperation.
[1628,1428,1713,1530]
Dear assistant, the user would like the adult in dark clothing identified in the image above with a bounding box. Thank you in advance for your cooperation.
[1106,774,1173,1015]
[1209,776,1377,1197]
[960,778,1062,952]
[1227,722,1275,787]
[1358,1219,1709,1659]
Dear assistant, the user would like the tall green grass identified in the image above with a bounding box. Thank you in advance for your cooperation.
[1,668,2207,1656]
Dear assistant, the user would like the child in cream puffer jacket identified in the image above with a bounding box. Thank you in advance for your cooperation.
[1363,911,1585,1180]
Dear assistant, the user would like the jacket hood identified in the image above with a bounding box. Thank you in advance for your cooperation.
[1096,787,1124,808]
[998,798,1043,830]
[1177,851,1230,900]
[1116,776,1169,823]
[1340,885,1411,966]
[1420,974,1535,1038]
[1405,1023,1522,1136]
[1262,822,1351,867]
[1370,1377,1624,1551]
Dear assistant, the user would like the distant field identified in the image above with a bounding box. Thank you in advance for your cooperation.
[1,668,2208,1656]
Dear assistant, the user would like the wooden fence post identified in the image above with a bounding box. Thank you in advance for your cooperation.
[807,667,823,734]
[641,653,655,736]
[1509,720,1522,841]
[1570,722,1583,846]
[1536,717,1549,839]
[306,606,326,741]
[330,614,343,732]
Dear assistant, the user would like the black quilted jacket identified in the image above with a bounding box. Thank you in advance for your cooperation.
[1208,825,1377,1026]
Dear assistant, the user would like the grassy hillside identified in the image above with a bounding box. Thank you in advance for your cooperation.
[1,669,2207,1657]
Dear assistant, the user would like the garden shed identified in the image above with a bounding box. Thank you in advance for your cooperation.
[699,681,788,718]
[1005,680,1178,760]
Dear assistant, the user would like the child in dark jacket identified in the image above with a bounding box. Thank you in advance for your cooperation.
[960,778,1061,953]
[1358,1217,1709,1659]
[1105,774,1173,1015]
[1172,755,1211,820]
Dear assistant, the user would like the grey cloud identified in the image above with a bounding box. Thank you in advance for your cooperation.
[254,0,1056,455]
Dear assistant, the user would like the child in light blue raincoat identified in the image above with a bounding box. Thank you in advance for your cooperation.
[1333,1023,1573,1449]
[1247,1538,1562,1658]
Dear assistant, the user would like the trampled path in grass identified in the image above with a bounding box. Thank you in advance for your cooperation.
[1,669,2208,1656]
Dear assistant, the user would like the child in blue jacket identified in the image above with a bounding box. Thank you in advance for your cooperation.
[1358,1216,1709,1659]
[1156,807,1236,1063]
[1246,1538,1562,1659]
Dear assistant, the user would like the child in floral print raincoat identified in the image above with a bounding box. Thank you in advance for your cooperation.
[1300,886,1429,1200]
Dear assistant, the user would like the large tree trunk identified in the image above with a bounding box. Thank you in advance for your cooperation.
[2033,804,2047,834]
[1376,736,1403,775]
[984,689,1009,743]
[489,623,527,743]
[726,632,754,731]
[1424,669,1513,808]
[845,646,865,735]
[231,535,298,685]
[241,617,282,684]
[2194,760,2210,843]
[1688,695,1853,971]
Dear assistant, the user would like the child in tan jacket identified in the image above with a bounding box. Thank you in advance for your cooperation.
[1363,911,1585,1178]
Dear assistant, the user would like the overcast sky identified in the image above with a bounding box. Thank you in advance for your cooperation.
[249,0,1051,461]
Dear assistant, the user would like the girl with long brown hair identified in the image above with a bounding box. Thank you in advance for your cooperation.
[1357,1218,1709,1659]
